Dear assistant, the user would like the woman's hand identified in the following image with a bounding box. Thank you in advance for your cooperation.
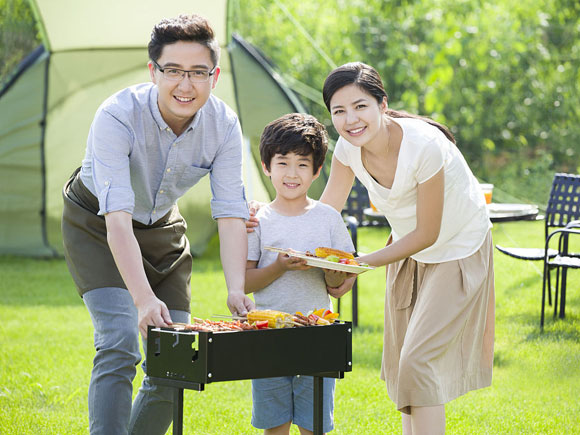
[135,294,172,338]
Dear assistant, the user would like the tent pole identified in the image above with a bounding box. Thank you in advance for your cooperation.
[39,52,58,257]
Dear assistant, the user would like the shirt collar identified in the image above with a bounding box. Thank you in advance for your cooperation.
[149,86,168,130]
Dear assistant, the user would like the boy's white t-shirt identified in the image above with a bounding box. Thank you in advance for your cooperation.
[248,201,355,314]
[334,117,491,263]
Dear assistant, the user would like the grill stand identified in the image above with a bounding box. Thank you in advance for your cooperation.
[147,323,352,435]
[150,374,333,435]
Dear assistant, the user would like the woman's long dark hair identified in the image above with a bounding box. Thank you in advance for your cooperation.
[322,62,455,144]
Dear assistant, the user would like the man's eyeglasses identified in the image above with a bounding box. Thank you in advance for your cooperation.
[152,59,216,83]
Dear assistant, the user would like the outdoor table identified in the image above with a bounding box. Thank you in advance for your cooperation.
[365,204,541,224]
[362,208,389,225]
[487,203,540,223]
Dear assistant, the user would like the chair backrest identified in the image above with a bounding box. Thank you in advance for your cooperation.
[343,179,369,223]
[544,173,580,238]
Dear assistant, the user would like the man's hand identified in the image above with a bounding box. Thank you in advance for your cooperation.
[227,291,255,316]
[246,200,265,233]
[327,274,357,299]
[135,295,172,338]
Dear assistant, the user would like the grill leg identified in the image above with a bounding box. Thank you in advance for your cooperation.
[313,376,324,435]
[173,388,184,435]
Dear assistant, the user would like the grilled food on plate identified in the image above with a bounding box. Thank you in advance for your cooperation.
[314,247,359,265]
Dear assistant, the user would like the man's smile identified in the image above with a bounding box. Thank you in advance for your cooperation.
[174,95,195,103]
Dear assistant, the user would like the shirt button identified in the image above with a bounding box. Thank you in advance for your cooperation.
[166,168,171,173]
[104,181,110,186]
[159,190,164,194]
[153,210,156,214]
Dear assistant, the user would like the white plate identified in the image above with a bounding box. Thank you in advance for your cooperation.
[264,246,375,274]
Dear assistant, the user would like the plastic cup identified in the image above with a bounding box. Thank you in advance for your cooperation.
[480,183,494,204]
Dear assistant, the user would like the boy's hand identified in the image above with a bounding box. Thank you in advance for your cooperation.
[324,269,348,288]
[326,273,357,298]
[276,252,311,271]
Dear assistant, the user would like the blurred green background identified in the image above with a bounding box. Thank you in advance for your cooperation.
[2,0,579,206]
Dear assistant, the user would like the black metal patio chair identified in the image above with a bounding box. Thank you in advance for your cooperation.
[541,219,580,328]
[340,179,390,327]
[494,173,580,326]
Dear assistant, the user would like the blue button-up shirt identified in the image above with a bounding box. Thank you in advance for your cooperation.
[79,83,249,224]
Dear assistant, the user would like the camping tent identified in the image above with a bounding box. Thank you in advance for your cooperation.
[0,0,326,257]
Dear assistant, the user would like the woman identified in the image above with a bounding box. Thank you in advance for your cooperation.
[320,62,494,434]
[249,62,494,434]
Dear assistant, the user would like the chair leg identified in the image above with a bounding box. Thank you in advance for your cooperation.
[559,267,568,319]
[547,273,552,307]
[541,263,548,329]
[553,267,560,319]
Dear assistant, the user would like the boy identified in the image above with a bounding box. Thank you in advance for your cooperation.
[245,113,356,434]
[61,14,252,435]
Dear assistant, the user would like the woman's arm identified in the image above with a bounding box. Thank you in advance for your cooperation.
[357,168,445,267]
[319,156,355,212]
[105,211,172,337]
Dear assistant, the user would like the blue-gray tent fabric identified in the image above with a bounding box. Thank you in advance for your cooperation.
[0,33,314,257]
[0,46,54,256]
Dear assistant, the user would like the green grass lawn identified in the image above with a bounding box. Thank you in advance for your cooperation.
[1,221,579,434]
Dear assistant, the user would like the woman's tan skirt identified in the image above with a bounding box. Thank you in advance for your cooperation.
[381,231,495,414]
[61,168,193,312]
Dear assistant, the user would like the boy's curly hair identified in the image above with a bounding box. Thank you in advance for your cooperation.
[260,113,328,174]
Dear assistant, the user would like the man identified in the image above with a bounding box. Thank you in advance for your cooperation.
[61,14,253,435]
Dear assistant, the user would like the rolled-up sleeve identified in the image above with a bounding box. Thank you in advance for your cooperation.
[88,109,135,215]
[209,119,249,220]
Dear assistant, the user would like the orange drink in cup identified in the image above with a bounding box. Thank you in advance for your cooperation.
[480,184,494,204]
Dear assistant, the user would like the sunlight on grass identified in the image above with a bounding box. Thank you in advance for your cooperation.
[1,221,579,434]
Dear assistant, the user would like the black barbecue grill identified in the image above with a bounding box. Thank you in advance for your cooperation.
[147,321,353,435]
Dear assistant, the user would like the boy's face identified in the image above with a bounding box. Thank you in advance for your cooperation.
[149,41,220,132]
[262,152,321,202]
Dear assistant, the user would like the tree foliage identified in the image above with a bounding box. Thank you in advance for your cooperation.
[232,0,580,203]
[1,1,578,203]
[0,0,40,87]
